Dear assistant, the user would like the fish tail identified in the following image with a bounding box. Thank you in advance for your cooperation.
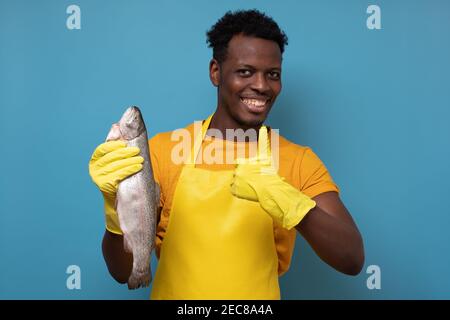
[127,265,151,289]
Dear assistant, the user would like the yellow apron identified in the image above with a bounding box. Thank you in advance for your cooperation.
[150,115,280,299]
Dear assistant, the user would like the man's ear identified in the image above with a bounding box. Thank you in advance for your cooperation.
[209,59,220,87]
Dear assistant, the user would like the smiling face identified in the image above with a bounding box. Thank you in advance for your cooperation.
[210,34,282,130]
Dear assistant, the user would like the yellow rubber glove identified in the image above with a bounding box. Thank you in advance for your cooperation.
[230,126,316,230]
[88,140,144,234]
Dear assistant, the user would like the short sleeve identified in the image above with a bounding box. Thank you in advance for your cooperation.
[299,147,340,198]
[149,134,164,208]
[149,133,166,258]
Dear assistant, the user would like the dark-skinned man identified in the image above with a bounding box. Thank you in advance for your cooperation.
[89,9,364,299]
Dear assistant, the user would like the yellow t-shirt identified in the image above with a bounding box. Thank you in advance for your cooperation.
[148,121,340,276]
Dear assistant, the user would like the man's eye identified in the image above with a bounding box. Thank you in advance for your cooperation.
[238,69,252,76]
[269,71,280,79]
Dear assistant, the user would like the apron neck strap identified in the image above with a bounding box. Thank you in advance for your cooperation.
[186,114,213,167]
[186,113,271,167]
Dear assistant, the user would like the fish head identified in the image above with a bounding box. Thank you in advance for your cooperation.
[119,106,146,140]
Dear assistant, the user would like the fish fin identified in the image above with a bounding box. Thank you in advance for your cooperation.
[118,190,130,255]
[105,123,122,141]
[123,234,133,253]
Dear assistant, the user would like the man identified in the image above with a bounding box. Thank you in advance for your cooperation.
[89,9,364,299]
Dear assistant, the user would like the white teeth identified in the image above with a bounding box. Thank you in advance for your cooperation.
[241,98,267,107]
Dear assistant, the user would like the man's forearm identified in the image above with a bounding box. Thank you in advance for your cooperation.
[102,230,133,283]
[295,206,365,276]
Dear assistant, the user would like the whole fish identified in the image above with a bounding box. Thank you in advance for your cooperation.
[105,106,159,289]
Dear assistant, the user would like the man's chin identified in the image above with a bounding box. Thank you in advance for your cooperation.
[235,111,268,129]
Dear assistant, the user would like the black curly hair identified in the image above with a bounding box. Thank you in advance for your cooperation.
[206,9,288,64]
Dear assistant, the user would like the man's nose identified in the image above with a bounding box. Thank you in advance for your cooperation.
[250,72,270,94]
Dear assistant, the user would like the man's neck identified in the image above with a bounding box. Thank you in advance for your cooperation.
[207,107,262,142]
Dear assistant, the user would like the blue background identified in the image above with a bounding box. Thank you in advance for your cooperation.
[1,0,449,299]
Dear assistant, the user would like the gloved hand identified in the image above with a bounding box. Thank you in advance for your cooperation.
[88,140,144,234]
[230,127,316,230]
